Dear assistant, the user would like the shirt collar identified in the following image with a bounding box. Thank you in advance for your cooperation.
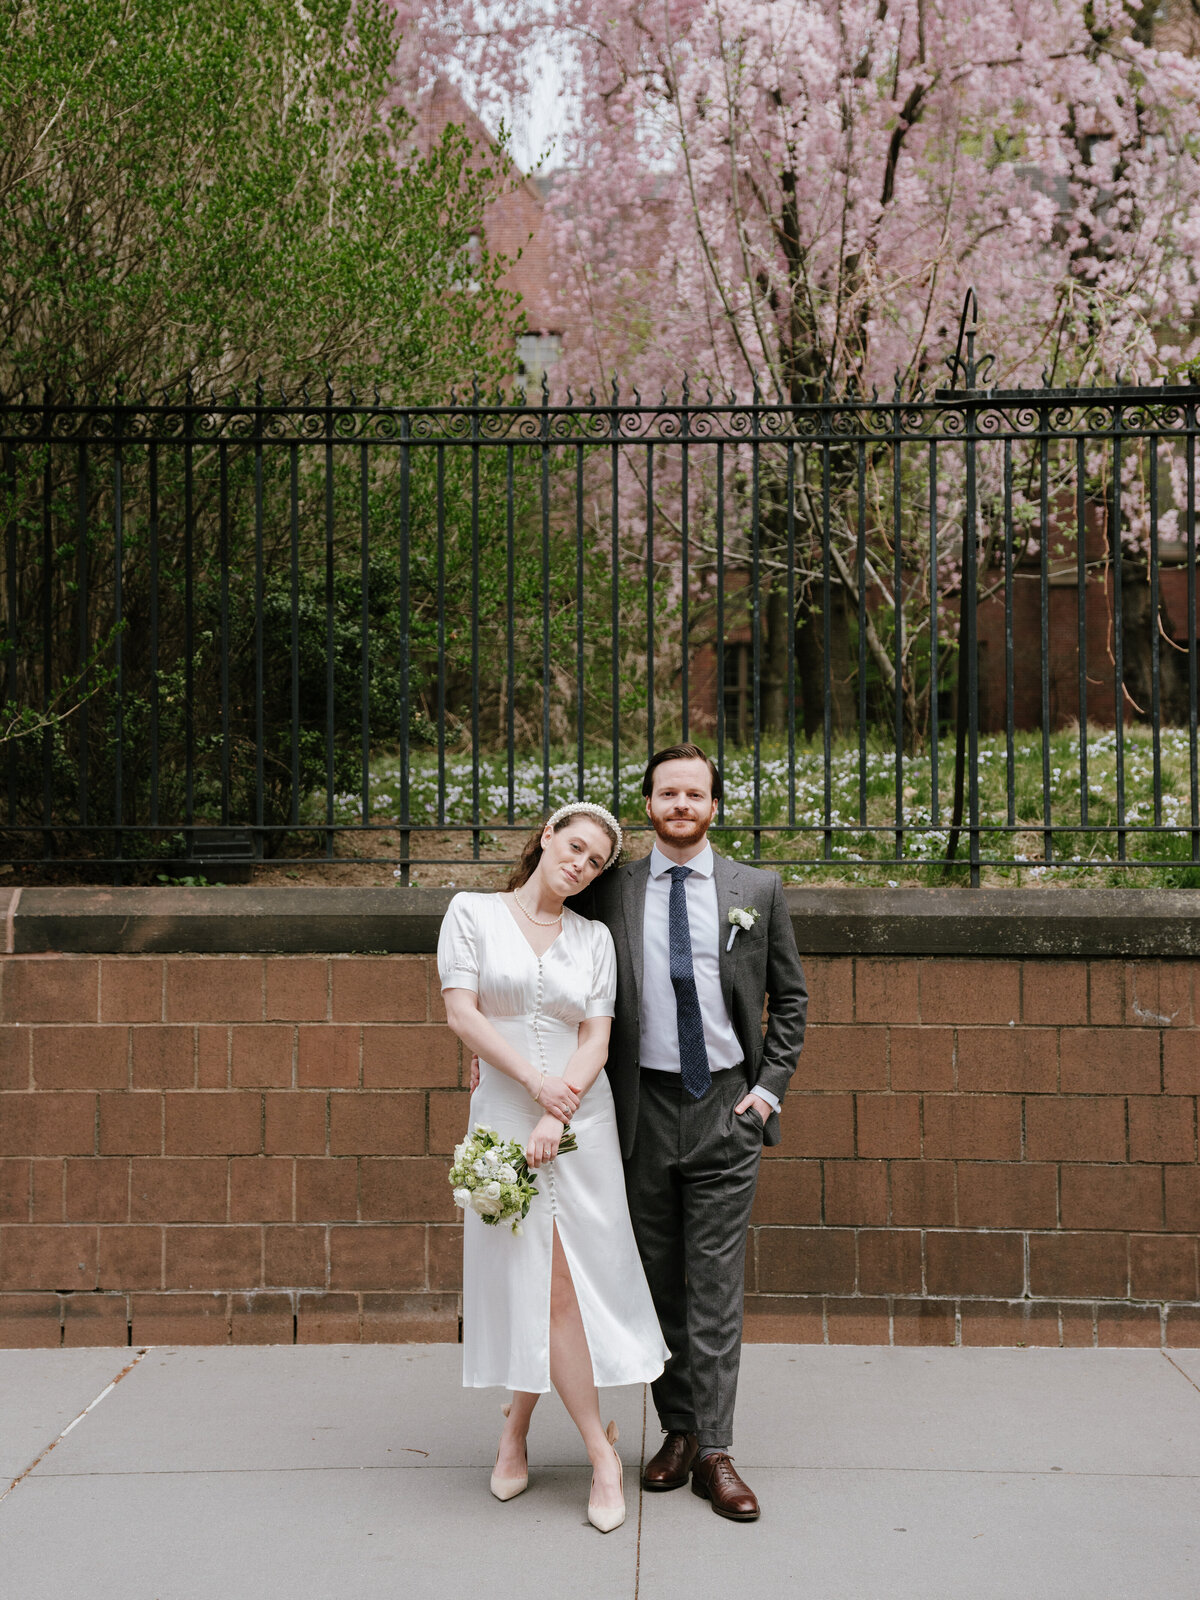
[649,842,714,880]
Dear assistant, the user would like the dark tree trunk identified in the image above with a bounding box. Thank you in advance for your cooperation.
[760,580,790,731]
[793,582,855,739]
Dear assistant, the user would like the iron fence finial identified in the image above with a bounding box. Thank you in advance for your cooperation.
[946,286,979,389]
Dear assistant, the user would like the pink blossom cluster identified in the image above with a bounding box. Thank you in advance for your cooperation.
[413,0,1200,399]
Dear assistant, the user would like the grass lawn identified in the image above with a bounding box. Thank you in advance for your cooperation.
[302,724,1200,889]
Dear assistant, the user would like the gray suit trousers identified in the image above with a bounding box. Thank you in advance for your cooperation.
[624,1067,762,1451]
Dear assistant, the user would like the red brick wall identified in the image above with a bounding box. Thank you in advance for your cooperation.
[1,950,1197,1348]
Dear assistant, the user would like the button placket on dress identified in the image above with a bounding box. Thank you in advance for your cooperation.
[533,955,558,1217]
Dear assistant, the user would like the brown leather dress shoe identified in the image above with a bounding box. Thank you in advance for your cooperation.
[691,1453,760,1521]
[642,1430,699,1490]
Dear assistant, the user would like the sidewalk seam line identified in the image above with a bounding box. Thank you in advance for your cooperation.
[1162,1349,1200,1400]
[0,1346,151,1505]
[23,1464,1200,1481]
[633,1383,646,1600]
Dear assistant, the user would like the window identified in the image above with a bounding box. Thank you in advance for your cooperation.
[516,332,562,384]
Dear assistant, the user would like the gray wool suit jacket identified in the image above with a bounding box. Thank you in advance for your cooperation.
[581,850,809,1160]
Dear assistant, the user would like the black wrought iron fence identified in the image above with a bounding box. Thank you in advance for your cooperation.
[2,335,1198,886]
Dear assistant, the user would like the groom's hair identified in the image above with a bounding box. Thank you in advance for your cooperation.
[641,743,723,801]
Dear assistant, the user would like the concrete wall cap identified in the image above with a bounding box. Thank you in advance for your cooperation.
[7,884,1200,956]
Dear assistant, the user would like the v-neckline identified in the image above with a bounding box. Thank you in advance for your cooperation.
[498,894,565,960]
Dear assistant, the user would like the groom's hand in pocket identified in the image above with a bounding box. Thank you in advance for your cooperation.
[735,1093,773,1126]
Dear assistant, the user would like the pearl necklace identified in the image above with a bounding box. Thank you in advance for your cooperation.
[512,889,562,927]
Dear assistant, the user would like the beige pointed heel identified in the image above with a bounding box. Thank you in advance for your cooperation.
[490,1403,528,1501]
[587,1420,625,1533]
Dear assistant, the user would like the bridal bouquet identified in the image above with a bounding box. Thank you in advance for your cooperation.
[449,1123,578,1235]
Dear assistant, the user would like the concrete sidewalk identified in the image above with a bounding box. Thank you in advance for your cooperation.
[2,1344,1198,1599]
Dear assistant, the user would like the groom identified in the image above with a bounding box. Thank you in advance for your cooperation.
[584,743,808,1521]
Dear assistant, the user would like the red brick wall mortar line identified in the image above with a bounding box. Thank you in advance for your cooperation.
[1,1344,148,1502]
[5,888,20,954]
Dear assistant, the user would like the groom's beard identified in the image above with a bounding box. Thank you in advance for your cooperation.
[650,812,711,849]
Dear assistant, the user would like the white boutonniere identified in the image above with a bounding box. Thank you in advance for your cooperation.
[726,905,759,950]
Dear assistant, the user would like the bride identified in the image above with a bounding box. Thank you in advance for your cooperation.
[438,803,668,1533]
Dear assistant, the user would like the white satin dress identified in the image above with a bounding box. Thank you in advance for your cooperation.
[438,892,669,1393]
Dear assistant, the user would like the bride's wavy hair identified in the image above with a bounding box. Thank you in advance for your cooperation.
[506,810,621,892]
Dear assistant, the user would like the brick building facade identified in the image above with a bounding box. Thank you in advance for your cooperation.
[413,79,566,382]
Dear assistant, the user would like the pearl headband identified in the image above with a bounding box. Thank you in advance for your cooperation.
[545,802,624,868]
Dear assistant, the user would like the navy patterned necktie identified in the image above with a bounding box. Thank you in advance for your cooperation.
[668,865,711,1099]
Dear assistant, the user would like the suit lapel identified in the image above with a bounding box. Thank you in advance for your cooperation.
[620,856,651,1010]
[713,850,742,1017]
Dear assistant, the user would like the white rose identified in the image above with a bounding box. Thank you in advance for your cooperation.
[483,1149,500,1167]
[471,1190,503,1217]
[483,1181,502,1198]
[452,1187,471,1209]
[497,1164,518,1183]
[472,1158,489,1177]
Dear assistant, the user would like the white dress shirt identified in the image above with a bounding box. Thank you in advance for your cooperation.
[639,843,780,1114]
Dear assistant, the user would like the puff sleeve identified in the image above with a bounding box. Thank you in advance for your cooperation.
[437,893,479,993]
[585,921,618,1019]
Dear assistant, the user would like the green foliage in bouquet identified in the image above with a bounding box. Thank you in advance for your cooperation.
[449,1123,577,1235]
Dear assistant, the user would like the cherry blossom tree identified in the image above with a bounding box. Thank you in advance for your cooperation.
[424,0,1200,391]
[415,0,1200,741]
